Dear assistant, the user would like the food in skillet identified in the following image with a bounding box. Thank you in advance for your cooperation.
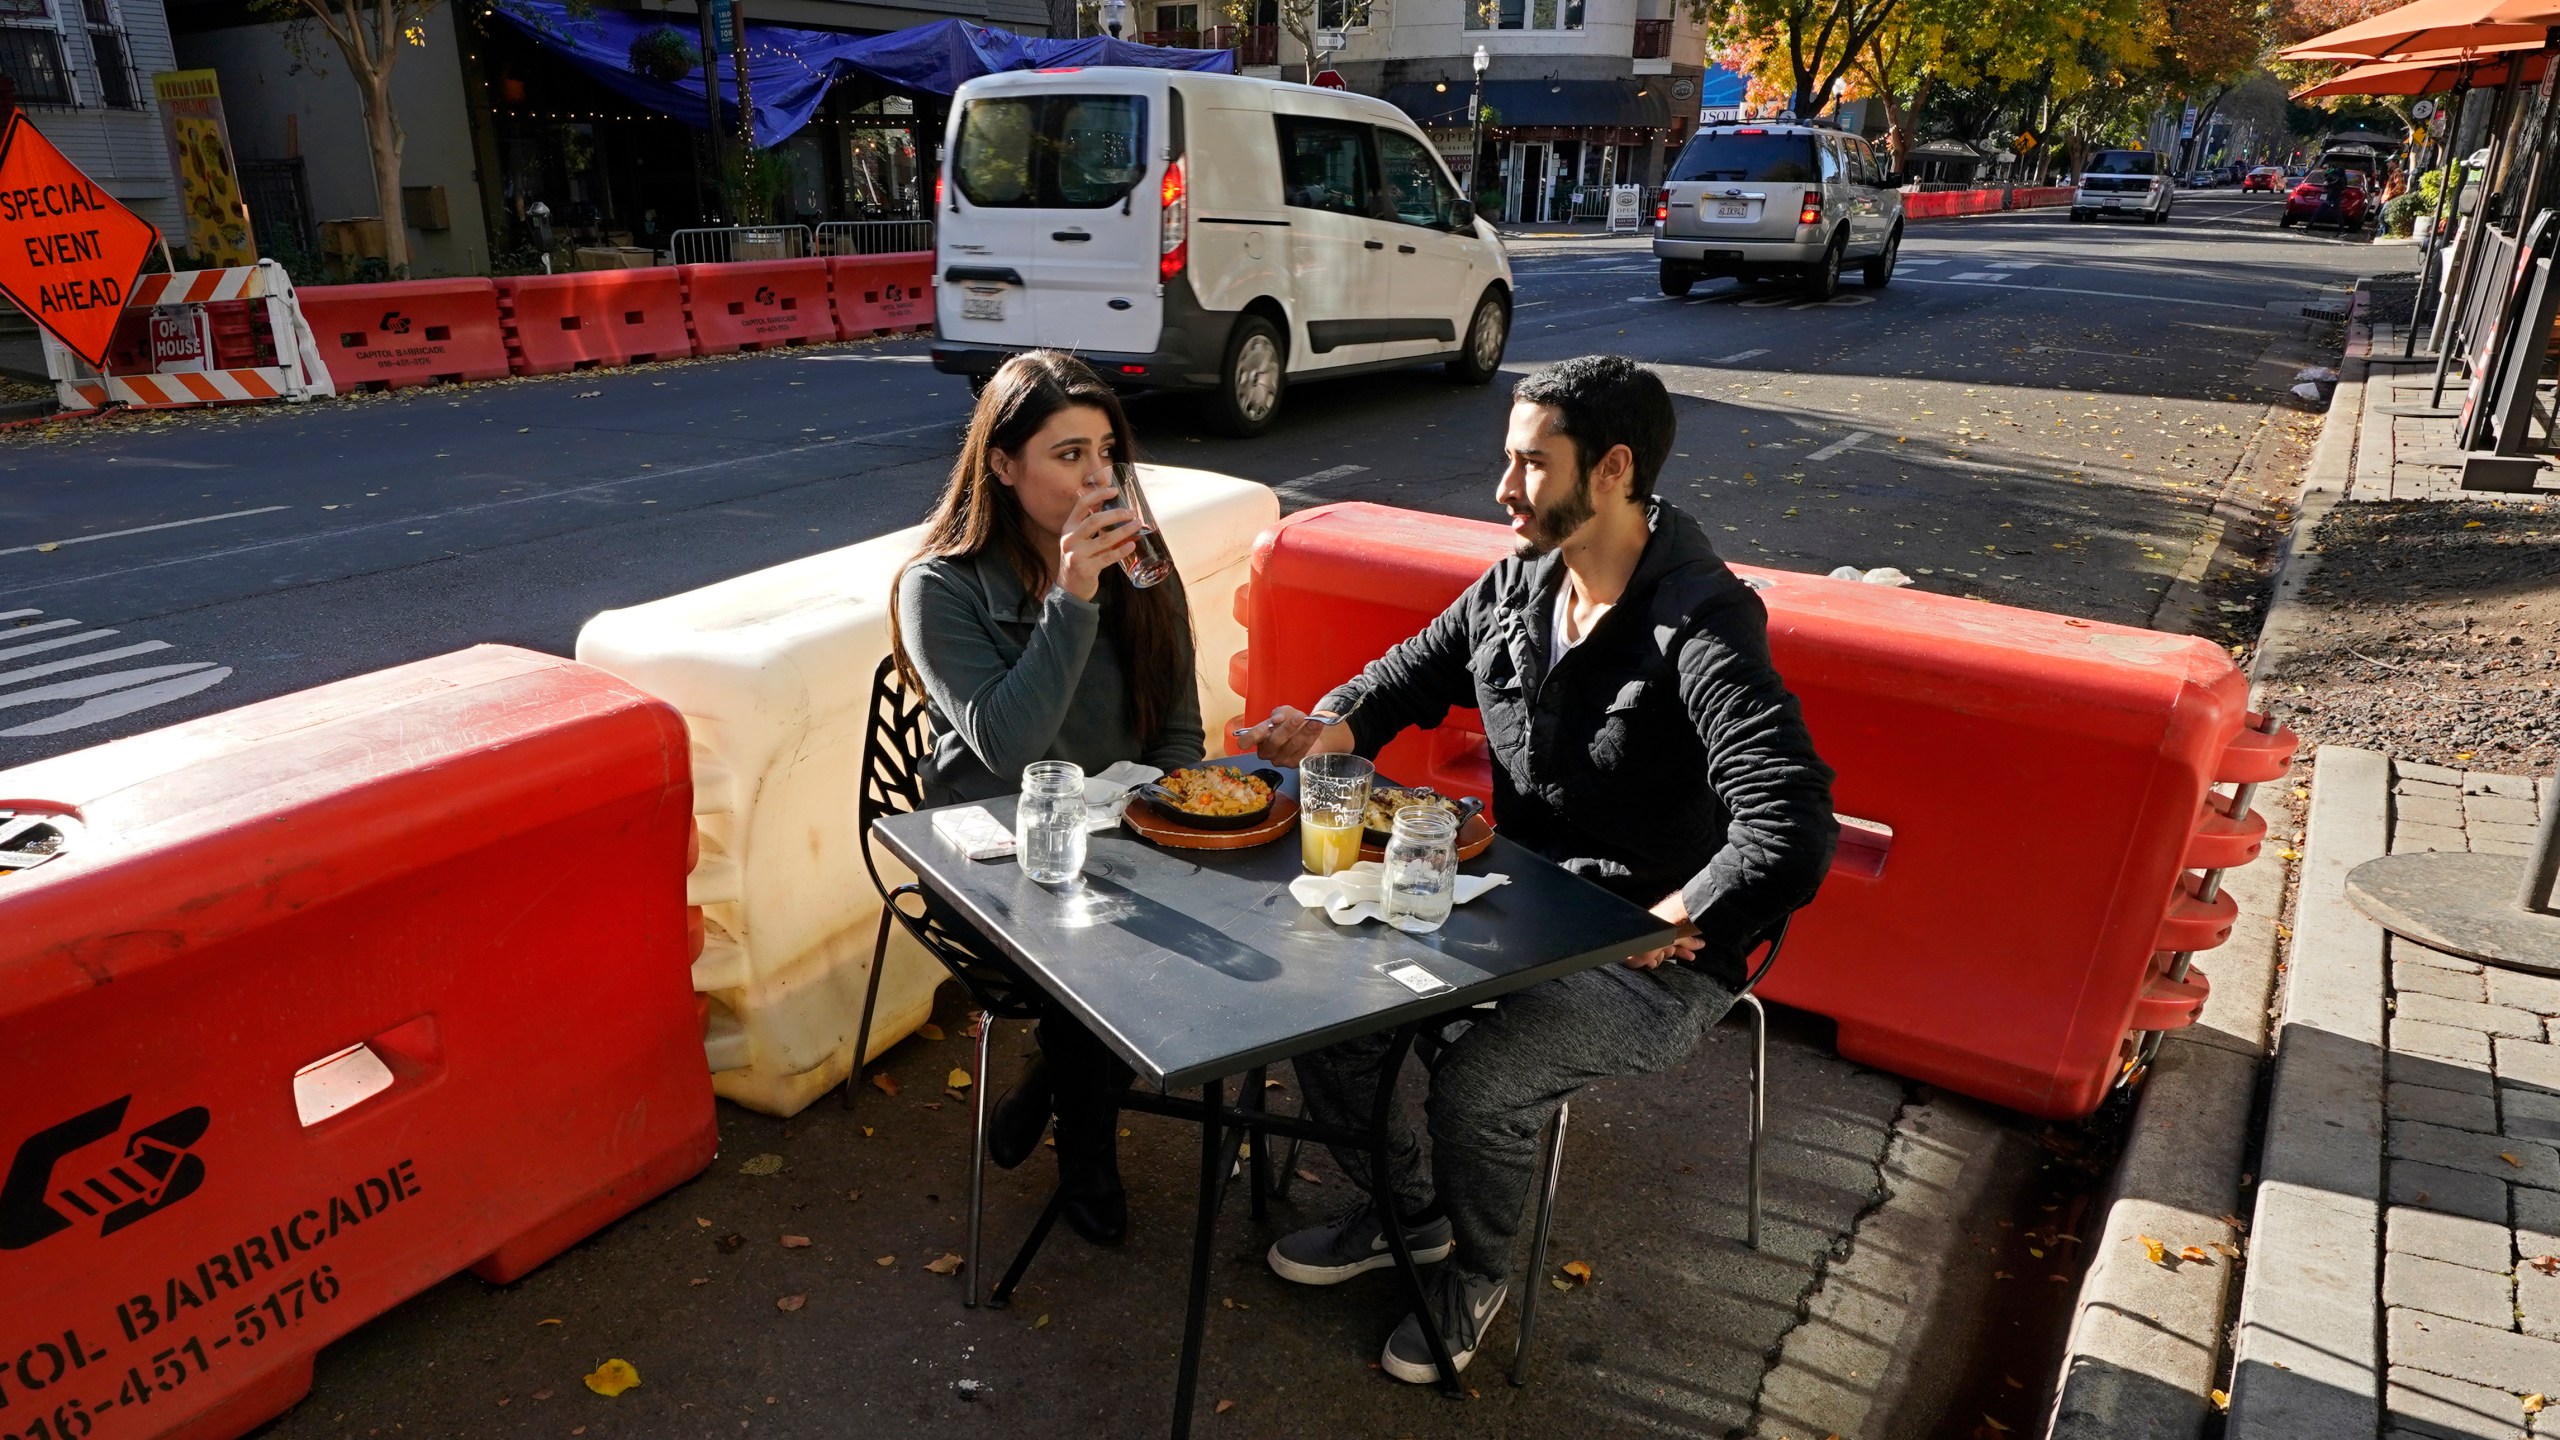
[1363,787,1460,834]
[1155,767,1275,817]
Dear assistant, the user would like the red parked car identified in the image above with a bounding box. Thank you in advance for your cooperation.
[2280,168,2369,231]
[2243,165,2284,192]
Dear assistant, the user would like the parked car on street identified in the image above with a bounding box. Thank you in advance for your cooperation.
[2280,167,2371,231]
[1651,121,1907,299]
[930,69,1514,437]
[2244,165,2285,192]
[2070,149,2175,223]
[2186,171,2219,189]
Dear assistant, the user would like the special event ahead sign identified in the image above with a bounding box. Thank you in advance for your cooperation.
[0,109,159,368]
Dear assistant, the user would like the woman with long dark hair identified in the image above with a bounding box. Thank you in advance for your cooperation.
[890,350,1201,1243]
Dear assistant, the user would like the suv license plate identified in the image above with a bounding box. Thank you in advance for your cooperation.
[1717,200,1749,218]
[963,292,1005,322]
[2103,198,2121,208]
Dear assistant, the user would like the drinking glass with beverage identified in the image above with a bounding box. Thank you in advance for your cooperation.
[1017,760,1088,884]
[1092,462,1175,589]
[1382,806,1459,933]
[1298,752,1373,876]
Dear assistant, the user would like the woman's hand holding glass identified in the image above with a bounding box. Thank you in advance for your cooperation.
[1056,479,1141,602]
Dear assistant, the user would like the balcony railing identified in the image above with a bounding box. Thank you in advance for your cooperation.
[1632,17,1671,57]
[1138,27,1201,47]
[1205,22,1279,66]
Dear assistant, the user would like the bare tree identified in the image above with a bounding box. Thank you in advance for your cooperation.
[252,0,442,275]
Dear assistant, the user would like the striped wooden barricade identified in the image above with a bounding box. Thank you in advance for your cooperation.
[44,259,336,414]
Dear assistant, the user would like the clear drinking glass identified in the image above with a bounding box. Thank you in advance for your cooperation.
[1382,807,1460,933]
[1016,760,1088,884]
[1099,462,1175,589]
[1298,751,1374,876]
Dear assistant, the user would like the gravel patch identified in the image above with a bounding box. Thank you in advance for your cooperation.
[2262,496,2560,772]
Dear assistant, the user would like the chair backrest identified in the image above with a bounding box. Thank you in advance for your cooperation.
[857,653,1049,1019]
[1735,914,1793,999]
[858,653,932,905]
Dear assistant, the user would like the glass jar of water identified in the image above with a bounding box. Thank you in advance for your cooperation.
[1016,760,1087,884]
[1382,806,1459,933]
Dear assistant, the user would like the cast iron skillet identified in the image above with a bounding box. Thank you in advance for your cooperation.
[1362,788,1486,846]
[1131,766,1287,831]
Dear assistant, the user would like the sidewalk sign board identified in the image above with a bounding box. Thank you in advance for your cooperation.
[1606,183,1641,232]
[0,108,159,368]
[151,69,257,266]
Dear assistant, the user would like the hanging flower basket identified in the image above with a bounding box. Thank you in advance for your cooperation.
[628,25,702,83]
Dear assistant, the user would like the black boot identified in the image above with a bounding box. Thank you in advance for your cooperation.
[986,1055,1053,1171]
[1055,1116,1127,1246]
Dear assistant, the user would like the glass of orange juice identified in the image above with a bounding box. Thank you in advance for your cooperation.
[1299,752,1373,876]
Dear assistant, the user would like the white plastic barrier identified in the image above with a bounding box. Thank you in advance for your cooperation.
[576,466,1279,1116]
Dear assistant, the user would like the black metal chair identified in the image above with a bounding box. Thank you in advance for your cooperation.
[1504,915,1794,1386]
[839,654,1279,1311]
[840,654,1059,1308]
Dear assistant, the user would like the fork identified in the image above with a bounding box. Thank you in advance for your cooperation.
[1231,687,1367,739]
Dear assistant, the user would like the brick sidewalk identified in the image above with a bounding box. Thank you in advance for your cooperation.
[2377,761,2560,1436]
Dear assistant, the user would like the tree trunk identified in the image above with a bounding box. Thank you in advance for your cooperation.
[358,70,409,277]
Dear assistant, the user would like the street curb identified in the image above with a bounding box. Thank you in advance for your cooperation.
[2226,745,2391,1438]
[2250,279,2373,689]
[2047,798,2289,1440]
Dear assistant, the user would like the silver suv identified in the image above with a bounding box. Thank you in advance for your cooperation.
[1653,123,1907,299]
[2070,150,2174,224]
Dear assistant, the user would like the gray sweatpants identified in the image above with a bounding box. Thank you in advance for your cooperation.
[1293,961,1735,1281]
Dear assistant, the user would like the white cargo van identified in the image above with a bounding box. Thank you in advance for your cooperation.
[930,69,1515,436]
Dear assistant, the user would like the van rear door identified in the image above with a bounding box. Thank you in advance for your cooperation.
[948,86,1162,354]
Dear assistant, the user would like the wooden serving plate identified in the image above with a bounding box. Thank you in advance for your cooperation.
[1360,810,1495,864]
[1124,792,1300,851]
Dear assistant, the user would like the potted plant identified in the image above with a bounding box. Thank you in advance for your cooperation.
[628,25,702,82]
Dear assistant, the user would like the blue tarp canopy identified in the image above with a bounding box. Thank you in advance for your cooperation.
[487,6,1236,149]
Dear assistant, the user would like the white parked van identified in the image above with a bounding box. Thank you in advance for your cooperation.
[930,68,1516,436]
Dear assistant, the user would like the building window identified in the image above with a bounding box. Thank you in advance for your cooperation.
[1465,0,1575,28]
[0,0,77,108]
[80,0,138,108]
[1314,0,1366,29]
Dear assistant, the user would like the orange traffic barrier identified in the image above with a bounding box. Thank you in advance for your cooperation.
[498,269,694,375]
[0,645,716,1440]
[681,258,835,355]
[297,278,512,389]
[1232,502,2295,1120]
[828,253,933,339]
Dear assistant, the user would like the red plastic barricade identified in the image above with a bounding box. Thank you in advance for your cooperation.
[2012,185,2075,209]
[1232,503,2297,1120]
[0,645,716,1440]
[681,258,835,355]
[498,268,695,375]
[828,253,934,339]
[297,278,512,389]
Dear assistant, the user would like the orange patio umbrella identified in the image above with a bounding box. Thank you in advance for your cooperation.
[2292,48,2548,96]
[2278,0,2559,61]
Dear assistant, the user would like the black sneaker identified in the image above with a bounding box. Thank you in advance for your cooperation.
[1380,1266,1507,1385]
[1266,1199,1454,1285]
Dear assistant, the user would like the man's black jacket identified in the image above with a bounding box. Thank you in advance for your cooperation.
[1321,498,1838,978]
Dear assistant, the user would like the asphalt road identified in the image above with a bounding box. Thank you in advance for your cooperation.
[0,191,2388,1439]
[1,189,2379,765]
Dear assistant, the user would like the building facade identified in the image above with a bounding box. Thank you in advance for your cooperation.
[2,0,185,237]
[1176,0,1717,221]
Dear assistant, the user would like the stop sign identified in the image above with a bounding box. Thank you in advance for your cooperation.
[1313,69,1346,89]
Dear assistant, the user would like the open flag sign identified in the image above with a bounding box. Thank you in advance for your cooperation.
[0,109,160,368]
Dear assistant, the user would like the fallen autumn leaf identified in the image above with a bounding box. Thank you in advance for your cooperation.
[776,1294,806,1313]
[925,1253,965,1275]
[781,1235,811,1248]
[582,1360,639,1397]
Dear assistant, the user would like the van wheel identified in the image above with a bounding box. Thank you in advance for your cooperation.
[1211,315,1285,438]
[1447,290,1509,385]
[1862,226,1901,288]
[1659,261,1697,297]
[1807,232,1845,300]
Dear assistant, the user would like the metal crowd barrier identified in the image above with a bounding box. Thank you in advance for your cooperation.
[668,224,816,265]
[818,220,935,256]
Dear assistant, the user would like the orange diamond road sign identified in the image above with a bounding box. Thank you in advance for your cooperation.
[0,109,159,368]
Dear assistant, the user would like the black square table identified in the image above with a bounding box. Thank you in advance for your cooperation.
[871,768,1673,1438]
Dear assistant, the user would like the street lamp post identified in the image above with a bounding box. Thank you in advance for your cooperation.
[1469,44,1489,215]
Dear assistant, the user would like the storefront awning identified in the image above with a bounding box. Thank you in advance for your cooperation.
[487,5,1235,148]
[1383,77,1676,131]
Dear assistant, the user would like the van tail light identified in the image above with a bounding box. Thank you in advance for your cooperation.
[1160,155,1189,283]
[1798,190,1823,225]
[1655,198,1668,222]
[937,172,947,211]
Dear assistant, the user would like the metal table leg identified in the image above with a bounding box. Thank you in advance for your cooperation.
[1244,1064,1270,1222]
[1368,1024,1464,1394]
[1170,1076,1228,1440]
